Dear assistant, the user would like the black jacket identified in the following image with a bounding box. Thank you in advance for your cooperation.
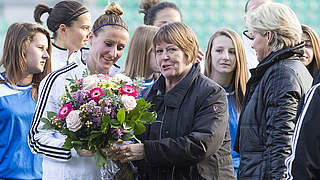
[136,64,236,180]
[285,83,320,180]
[234,45,313,179]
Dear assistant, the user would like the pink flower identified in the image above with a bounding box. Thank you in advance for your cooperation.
[77,78,83,83]
[58,104,74,119]
[119,84,138,99]
[104,74,112,78]
[89,87,104,103]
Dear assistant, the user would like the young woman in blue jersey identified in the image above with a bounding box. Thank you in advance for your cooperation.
[204,28,248,176]
[34,0,91,71]
[124,25,159,97]
[28,2,129,179]
[0,22,52,179]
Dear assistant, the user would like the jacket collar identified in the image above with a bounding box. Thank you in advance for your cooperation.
[152,63,200,108]
[249,42,304,83]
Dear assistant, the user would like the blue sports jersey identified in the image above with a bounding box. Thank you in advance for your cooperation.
[0,73,42,179]
[223,86,240,175]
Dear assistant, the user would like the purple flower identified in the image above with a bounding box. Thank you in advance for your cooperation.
[111,128,125,139]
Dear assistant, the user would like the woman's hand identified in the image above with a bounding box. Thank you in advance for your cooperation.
[110,143,145,163]
[77,149,94,157]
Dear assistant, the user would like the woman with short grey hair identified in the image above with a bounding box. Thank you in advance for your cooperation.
[234,2,313,179]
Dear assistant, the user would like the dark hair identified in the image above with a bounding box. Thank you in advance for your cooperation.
[139,0,182,25]
[34,0,88,38]
[92,2,128,36]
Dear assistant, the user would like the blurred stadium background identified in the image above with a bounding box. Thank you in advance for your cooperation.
[0,0,319,72]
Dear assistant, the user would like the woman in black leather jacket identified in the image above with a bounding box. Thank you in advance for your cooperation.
[112,22,236,180]
[234,3,313,179]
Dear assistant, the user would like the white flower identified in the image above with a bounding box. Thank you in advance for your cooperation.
[121,95,137,112]
[83,75,98,90]
[66,110,82,132]
[115,73,132,84]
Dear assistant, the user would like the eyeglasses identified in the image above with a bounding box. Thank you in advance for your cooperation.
[244,30,254,40]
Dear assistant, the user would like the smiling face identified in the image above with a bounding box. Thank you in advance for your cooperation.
[88,27,129,74]
[64,12,92,52]
[210,35,236,77]
[155,41,192,83]
[300,32,314,66]
[25,32,50,75]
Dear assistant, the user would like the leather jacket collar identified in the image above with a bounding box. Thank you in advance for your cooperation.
[249,42,304,83]
[152,63,200,108]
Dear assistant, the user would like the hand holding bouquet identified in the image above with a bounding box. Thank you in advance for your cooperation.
[40,73,156,168]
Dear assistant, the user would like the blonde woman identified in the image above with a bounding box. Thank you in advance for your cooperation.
[29,2,130,179]
[234,3,312,179]
[204,27,247,176]
[124,25,159,97]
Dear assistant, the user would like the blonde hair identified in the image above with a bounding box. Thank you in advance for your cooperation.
[204,28,247,110]
[0,22,52,101]
[92,2,128,35]
[246,2,302,52]
[302,24,320,76]
[153,22,198,65]
[124,25,159,79]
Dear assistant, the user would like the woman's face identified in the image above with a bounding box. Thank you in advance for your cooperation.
[210,35,237,77]
[155,41,192,82]
[148,49,160,74]
[249,29,271,61]
[25,32,50,75]
[300,32,314,66]
[88,27,129,74]
[153,8,181,27]
[65,12,92,52]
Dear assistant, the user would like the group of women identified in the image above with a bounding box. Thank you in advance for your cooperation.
[1,0,320,179]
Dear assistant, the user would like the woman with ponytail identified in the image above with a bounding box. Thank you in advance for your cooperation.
[34,0,91,71]
[29,2,130,179]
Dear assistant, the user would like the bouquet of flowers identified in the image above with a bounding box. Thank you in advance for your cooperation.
[40,73,156,170]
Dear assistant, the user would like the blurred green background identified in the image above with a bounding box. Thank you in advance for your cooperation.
[1,0,319,73]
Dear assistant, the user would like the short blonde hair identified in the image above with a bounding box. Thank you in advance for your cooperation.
[204,28,247,110]
[153,22,199,65]
[124,25,159,79]
[246,2,302,52]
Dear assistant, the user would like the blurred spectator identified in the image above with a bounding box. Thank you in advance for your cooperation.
[300,24,320,85]
[0,22,51,179]
[204,27,248,177]
[124,25,159,97]
[111,22,236,180]
[139,0,205,72]
[235,2,313,179]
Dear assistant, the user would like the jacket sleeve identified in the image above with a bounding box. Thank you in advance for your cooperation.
[264,66,305,179]
[28,73,73,161]
[285,84,320,180]
[143,86,229,167]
